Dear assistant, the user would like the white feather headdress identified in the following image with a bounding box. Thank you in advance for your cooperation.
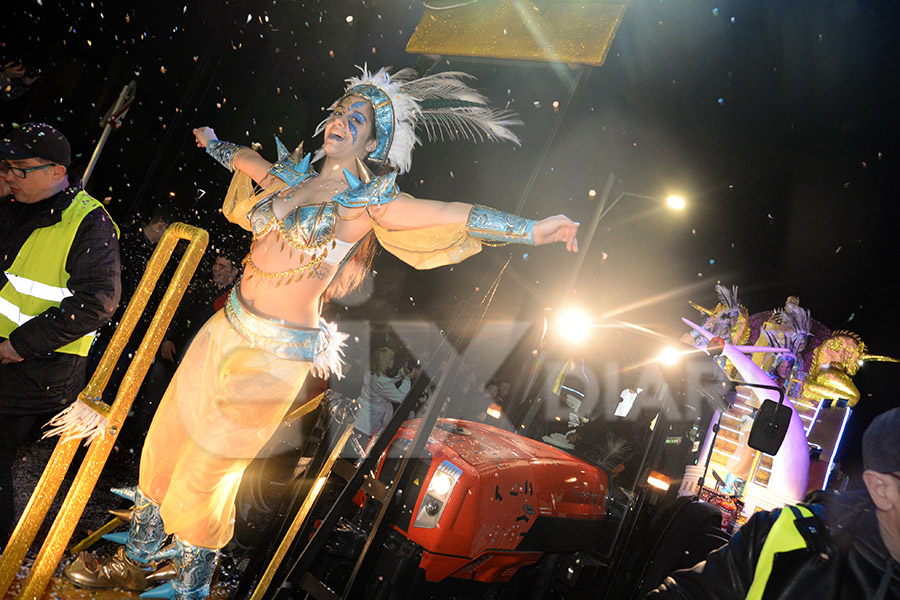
[314,65,521,174]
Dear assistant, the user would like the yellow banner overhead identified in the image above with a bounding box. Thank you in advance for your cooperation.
[406,0,632,67]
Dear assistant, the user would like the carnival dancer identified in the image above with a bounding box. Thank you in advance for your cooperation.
[64,66,579,599]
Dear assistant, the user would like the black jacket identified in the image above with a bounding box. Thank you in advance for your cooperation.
[0,185,121,415]
[647,490,900,600]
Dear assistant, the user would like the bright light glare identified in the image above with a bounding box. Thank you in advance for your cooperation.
[658,347,681,366]
[486,403,502,420]
[430,471,454,497]
[647,471,671,491]
[556,308,592,344]
[666,195,686,210]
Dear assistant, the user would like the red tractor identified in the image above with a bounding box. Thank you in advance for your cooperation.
[232,324,741,599]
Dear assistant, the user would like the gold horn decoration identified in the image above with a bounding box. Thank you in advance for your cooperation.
[860,354,900,364]
[355,155,374,184]
[688,301,716,317]
[405,0,633,67]
[290,141,304,163]
[0,223,209,600]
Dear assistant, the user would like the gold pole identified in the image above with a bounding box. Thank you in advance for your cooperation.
[0,223,208,600]
[249,422,355,600]
[68,516,124,555]
[0,438,79,595]
[282,391,326,425]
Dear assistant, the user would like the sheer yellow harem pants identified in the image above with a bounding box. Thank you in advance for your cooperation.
[138,310,310,549]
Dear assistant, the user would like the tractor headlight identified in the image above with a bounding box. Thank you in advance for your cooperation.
[413,460,463,529]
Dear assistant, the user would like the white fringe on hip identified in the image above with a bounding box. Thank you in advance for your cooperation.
[312,319,349,380]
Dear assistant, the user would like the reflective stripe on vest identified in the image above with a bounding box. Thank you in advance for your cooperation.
[4,272,74,303]
[745,505,815,600]
[0,191,115,356]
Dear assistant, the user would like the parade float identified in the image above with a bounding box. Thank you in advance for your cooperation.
[679,285,898,526]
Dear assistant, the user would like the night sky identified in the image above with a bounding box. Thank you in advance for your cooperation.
[3,0,898,473]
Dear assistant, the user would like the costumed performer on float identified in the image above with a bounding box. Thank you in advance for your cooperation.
[64,66,580,599]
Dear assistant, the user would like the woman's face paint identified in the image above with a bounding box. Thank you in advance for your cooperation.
[331,100,369,144]
[346,101,368,144]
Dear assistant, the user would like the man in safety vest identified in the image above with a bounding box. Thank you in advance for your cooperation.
[647,406,900,599]
[0,123,121,549]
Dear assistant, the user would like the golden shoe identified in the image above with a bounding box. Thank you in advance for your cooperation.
[64,546,155,591]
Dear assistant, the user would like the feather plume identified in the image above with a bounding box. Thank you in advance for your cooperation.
[579,434,632,471]
[714,284,740,310]
[785,307,811,339]
[401,69,521,145]
[43,399,108,445]
[324,65,521,174]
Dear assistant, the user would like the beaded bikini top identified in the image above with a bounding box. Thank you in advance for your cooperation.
[244,188,354,282]
[240,145,397,283]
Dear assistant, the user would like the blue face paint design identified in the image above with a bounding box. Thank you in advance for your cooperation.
[348,101,368,144]
[331,101,369,145]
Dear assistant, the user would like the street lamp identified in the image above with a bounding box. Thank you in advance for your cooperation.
[597,191,686,222]
[564,173,688,293]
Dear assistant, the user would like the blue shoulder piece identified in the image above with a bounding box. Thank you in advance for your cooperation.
[267,136,314,186]
[333,171,399,208]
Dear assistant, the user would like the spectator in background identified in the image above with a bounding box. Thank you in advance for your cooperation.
[0,123,120,550]
[496,380,511,406]
[88,202,178,370]
[353,347,420,449]
[158,252,241,364]
[118,203,180,307]
[0,60,40,102]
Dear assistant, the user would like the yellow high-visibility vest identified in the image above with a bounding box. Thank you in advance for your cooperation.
[745,504,816,600]
[0,191,117,356]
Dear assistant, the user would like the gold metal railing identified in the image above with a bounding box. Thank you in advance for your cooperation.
[0,222,209,599]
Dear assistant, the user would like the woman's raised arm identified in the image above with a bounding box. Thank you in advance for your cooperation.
[193,126,273,185]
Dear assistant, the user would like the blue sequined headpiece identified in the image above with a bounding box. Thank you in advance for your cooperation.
[343,84,394,164]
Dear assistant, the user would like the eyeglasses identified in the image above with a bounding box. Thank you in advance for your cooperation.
[0,160,56,179]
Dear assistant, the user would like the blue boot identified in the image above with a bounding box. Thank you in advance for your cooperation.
[141,535,220,600]
[122,487,168,563]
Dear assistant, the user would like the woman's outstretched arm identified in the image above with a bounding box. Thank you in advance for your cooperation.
[376,193,580,252]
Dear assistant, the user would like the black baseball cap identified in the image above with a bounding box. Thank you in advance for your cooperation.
[0,122,71,167]
[862,407,900,473]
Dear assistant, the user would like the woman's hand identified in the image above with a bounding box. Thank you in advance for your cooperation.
[532,214,580,252]
[193,126,217,149]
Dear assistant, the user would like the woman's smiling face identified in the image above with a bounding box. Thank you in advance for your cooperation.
[323,95,376,159]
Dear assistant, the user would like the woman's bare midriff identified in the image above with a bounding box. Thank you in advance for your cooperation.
[239,244,330,327]
[237,180,371,327]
